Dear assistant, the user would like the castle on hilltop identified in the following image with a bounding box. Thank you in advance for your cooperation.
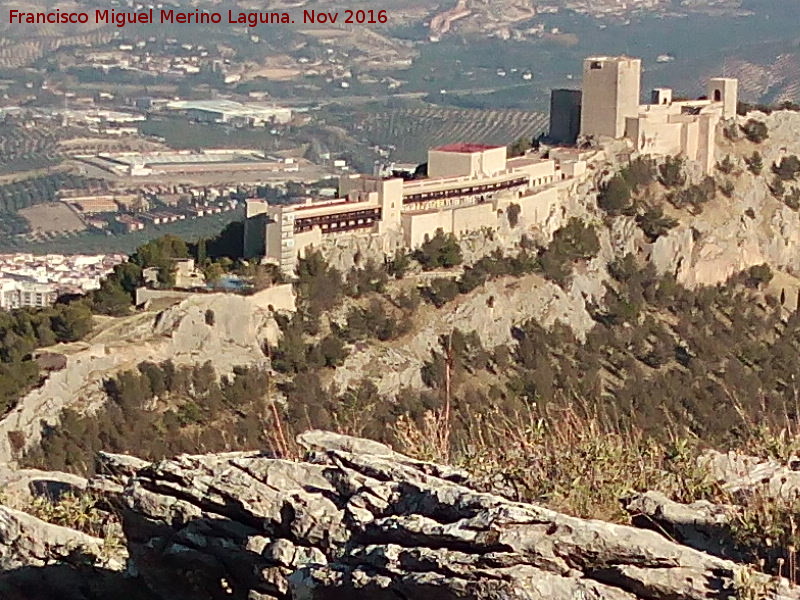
[551,55,738,173]
[245,56,739,276]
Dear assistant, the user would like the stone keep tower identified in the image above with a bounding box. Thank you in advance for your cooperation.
[580,56,641,139]
[707,78,738,119]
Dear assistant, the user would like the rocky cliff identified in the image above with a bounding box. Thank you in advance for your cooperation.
[1,431,798,600]
[10,112,800,462]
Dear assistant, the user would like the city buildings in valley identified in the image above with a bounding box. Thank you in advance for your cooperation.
[0,253,126,309]
[0,280,58,309]
[245,142,584,276]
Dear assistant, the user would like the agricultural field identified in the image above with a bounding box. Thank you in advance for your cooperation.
[0,171,106,214]
[139,117,286,150]
[344,106,549,163]
[0,213,29,237]
[0,209,244,255]
[0,20,111,69]
[18,202,85,235]
[0,124,84,176]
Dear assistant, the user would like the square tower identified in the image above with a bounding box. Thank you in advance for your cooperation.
[427,144,507,178]
[580,56,641,139]
[549,89,582,144]
[707,78,738,119]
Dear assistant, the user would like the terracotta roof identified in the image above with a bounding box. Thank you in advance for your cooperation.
[432,143,504,153]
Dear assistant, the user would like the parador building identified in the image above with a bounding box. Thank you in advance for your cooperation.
[245,56,738,277]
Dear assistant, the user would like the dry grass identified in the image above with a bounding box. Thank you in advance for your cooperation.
[395,404,717,521]
[391,401,800,590]
[23,491,110,538]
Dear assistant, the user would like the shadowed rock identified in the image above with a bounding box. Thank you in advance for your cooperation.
[90,431,797,600]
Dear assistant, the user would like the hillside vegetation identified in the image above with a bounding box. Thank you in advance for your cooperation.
[16,108,800,590]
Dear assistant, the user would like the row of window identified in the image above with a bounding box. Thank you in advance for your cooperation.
[403,177,529,205]
[294,208,382,233]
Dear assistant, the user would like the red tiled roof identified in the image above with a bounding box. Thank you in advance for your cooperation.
[432,143,504,153]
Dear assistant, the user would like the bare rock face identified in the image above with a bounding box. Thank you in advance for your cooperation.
[0,290,288,466]
[0,466,87,505]
[699,449,800,499]
[0,505,106,571]
[622,451,800,569]
[332,271,597,396]
[0,502,155,600]
[621,491,742,561]
[95,431,792,600]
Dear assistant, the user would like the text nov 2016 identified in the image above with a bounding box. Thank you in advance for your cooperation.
[302,10,388,24]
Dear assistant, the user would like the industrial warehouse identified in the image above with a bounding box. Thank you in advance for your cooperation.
[82,149,296,177]
[164,100,292,127]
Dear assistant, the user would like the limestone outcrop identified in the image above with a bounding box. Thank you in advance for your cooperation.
[0,505,107,571]
[0,289,292,466]
[622,450,800,565]
[700,449,800,499]
[86,431,795,600]
[0,466,87,504]
[621,491,742,561]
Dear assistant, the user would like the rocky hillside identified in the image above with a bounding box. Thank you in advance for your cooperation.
[2,430,799,600]
[11,113,800,467]
[8,110,800,598]
[0,287,292,465]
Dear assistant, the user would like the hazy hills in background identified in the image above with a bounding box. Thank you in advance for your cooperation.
[1,0,799,110]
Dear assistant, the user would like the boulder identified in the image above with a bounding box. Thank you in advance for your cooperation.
[0,467,87,504]
[699,449,800,499]
[621,491,742,561]
[0,505,105,571]
[94,431,795,600]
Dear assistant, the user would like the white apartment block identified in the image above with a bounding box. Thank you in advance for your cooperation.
[0,279,58,309]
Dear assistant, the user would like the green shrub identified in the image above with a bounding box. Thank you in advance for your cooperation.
[344,299,404,342]
[386,249,411,279]
[598,175,632,216]
[423,278,460,307]
[620,157,656,188]
[345,260,389,297]
[716,155,735,174]
[669,177,716,213]
[745,263,773,288]
[313,334,349,368]
[785,188,800,211]
[720,180,735,198]
[658,155,686,188]
[540,218,600,285]
[636,206,677,242]
[741,119,768,143]
[414,229,463,270]
[772,155,800,181]
[745,151,763,175]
